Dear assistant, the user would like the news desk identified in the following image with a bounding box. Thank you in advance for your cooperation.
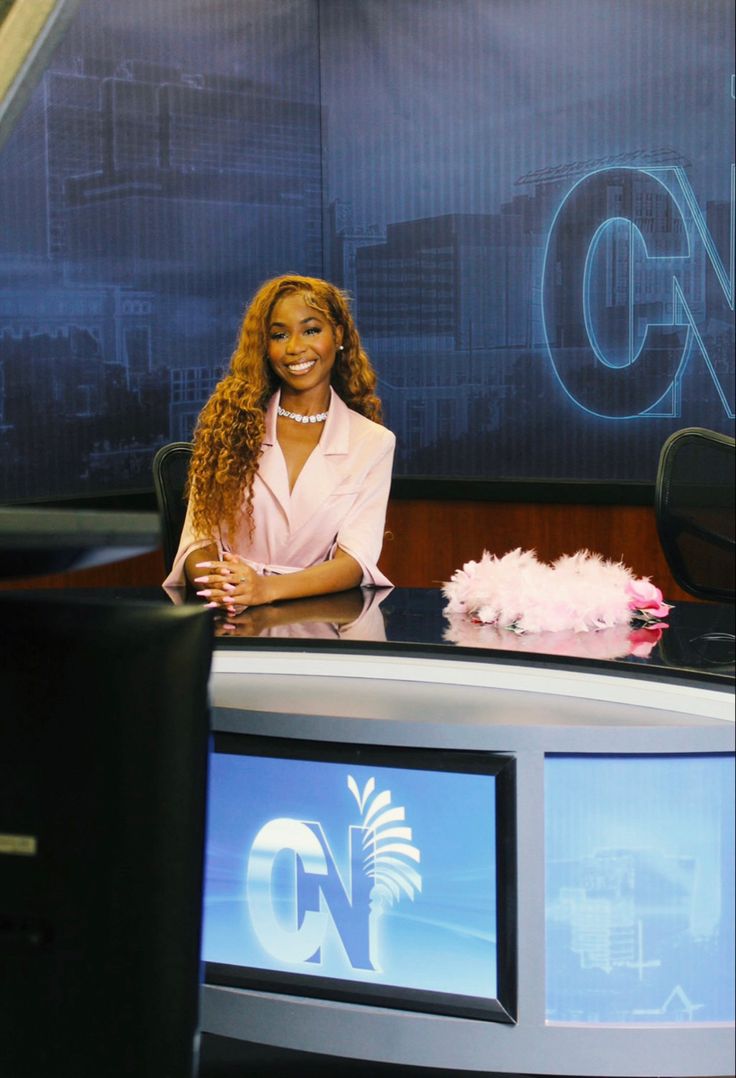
[195,587,735,1078]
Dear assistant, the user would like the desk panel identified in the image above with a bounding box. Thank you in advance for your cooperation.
[202,614,734,1077]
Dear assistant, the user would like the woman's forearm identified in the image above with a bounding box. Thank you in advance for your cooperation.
[184,542,218,588]
[259,548,363,604]
[189,547,364,609]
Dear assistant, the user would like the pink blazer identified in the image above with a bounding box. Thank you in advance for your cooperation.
[163,388,396,589]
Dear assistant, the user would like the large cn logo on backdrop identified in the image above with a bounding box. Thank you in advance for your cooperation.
[245,775,421,972]
[542,166,735,419]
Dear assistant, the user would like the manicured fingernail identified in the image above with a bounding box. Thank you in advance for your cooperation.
[204,602,219,609]
[222,583,235,592]
[197,589,213,597]
[196,561,214,568]
[193,576,209,583]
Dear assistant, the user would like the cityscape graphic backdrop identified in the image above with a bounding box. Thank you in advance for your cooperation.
[0,0,733,500]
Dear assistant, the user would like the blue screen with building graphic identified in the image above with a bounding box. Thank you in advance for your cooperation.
[545,754,735,1024]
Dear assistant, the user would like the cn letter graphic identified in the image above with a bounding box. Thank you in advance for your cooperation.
[542,163,734,419]
[245,776,421,972]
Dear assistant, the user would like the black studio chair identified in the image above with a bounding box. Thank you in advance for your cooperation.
[655,427,735,603]
[152,441,193,574]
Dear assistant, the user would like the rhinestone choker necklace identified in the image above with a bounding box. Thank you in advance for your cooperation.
[277,405,329,424]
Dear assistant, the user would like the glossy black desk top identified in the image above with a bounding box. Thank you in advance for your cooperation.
[2,584,733,688]
[172,585,735,688]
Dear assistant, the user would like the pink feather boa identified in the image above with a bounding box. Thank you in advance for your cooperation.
[443,548,672,635]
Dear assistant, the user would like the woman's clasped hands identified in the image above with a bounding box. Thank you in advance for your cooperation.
[194,552,270,613]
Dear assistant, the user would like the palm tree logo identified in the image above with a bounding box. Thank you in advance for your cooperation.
[347,774,422,969]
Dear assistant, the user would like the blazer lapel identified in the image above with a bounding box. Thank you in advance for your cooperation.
[256,393,291,519]
[288,388,352,535]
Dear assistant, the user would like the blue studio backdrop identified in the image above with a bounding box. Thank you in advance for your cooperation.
[0,0,733,500]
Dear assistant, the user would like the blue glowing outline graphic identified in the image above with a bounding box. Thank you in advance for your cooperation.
[541,163,735,420]
[645,166,734,419]
[673,277,734,417]
[582,216,660,370]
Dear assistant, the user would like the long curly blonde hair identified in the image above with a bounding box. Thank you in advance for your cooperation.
[188,274,383,543]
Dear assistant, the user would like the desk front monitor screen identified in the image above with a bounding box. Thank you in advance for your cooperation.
[545,752,735,1024]
[203,736,516,1023]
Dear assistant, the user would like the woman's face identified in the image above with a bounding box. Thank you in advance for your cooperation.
[266,292,343,400]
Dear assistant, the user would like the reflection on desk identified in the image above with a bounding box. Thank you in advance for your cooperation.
[165,585,391,640]
[443,613,665,661]
[216,588,391,641]
[165,585,734,684]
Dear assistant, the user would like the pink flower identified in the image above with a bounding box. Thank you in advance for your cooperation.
[628,625,665,658]
[626,578,672,620]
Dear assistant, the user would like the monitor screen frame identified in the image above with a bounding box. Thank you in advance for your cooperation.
[204,734,517,1024]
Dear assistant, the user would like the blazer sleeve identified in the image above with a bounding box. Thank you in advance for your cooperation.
[162,498,219,589]
[334,428,396,588]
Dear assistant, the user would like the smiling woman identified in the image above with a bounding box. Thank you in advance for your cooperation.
[164,275,395,615]
[267,292,345,494]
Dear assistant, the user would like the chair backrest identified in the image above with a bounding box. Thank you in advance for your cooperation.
[655,427,735,602]
[152,441,193,574]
